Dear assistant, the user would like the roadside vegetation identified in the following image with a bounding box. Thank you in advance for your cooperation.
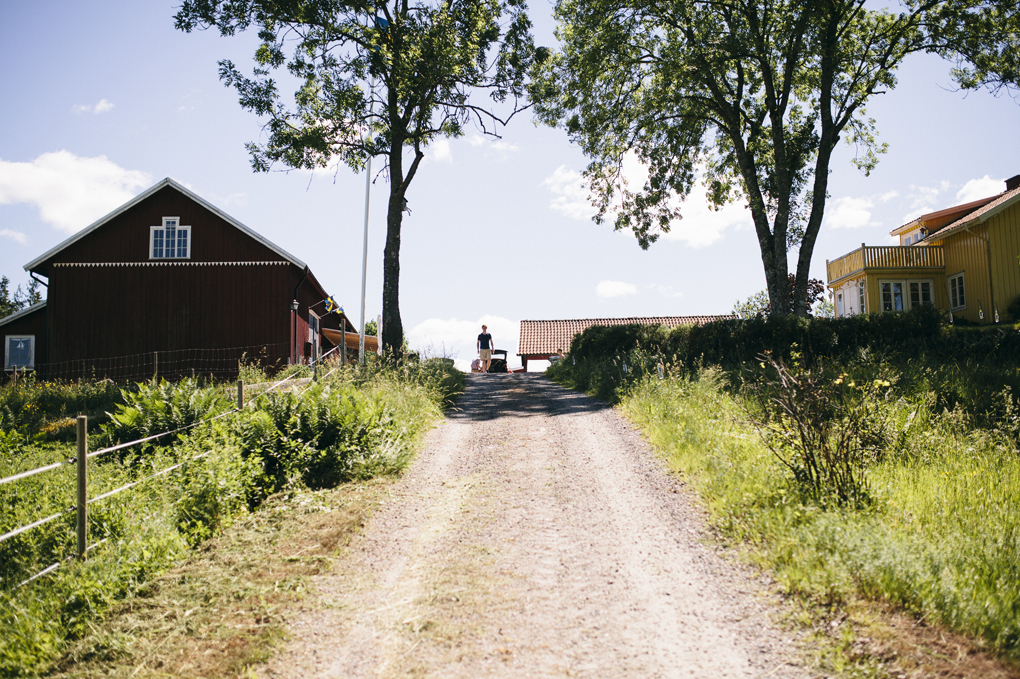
[549,309,1020,670]
[0,358,464,677]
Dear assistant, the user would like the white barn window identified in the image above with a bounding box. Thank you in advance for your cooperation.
[150,217,191,259]
[5,335,34,371]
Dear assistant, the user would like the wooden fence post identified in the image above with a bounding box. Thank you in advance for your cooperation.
[76,415,88,561]
[237,380,244,410]
[154,351,158,380]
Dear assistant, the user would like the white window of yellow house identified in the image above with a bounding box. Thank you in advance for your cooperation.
[837,293,844,317]
[909,281,933,307]
[948,273,966,310]
[858,281,866,314]
[881,279,934,312]
[881,281,904,312]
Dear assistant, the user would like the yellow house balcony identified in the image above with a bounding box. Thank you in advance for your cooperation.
[826,244,944,284]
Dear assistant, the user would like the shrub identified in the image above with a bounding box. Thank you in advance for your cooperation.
[743,355,893,508]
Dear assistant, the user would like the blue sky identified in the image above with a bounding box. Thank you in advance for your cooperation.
[1,1,1018,370]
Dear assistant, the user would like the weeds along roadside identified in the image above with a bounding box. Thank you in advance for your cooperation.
[0,358,464,677]
[548,312,1020,666]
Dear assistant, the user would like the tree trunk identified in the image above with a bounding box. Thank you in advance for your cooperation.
[382,189,404,361]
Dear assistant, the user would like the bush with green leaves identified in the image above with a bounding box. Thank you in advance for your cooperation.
[102,378,232,452]
[743,354,894,508]
[1,359,460,675]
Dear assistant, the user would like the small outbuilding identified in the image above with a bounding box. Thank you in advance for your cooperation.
[517,315,737,371]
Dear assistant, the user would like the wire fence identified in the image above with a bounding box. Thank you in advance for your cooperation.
[0,362,329,589]
[17,342,291,383]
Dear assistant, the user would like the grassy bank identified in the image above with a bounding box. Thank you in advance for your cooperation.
[622,370,1020,663]
[0,359,463,677]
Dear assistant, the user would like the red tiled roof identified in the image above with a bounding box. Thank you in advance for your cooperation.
[518,316,736,356]
[924,187,1020,242]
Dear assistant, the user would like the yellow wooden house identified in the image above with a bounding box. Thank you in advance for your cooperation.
[827,175,1020,324]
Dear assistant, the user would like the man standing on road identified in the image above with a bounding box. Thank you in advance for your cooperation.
[477,325,494,373]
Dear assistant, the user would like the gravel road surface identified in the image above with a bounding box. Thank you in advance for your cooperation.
[259,373,808,678]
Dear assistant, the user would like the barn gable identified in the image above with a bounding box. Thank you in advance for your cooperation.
[24,178,305,276]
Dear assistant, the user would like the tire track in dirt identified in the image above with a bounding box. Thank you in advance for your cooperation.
[258,373,807,678]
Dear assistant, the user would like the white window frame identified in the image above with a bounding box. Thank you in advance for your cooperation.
[879,278,934,313]
[308,311,320,344]
[948,272,966,310]
[149,217,191,260]
[858,280,866,314]
[5,335,35,371]
[908,280,934,309]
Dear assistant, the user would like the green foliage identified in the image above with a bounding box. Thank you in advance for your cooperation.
[532,0,1018,316]
[174,0,543,356]
[743,355,894,508]
[0,360,459,674]
[623,371,1020,660]
[102,378,233,451]
[0,377,122,438]
[0,275,43,320]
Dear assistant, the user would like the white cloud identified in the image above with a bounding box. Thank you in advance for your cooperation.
[659,182,751,248]
[543,157,751,248]
[900,182,948,223]
[72,99,114,115]
[543,165,598,221]
[466,134,517,154]
[826,196,876,229]
[957,175,1002,203]
[596,280,637,299]
[407,315,519,372]
[0,151,152,233]
[430,139,452,163]
[878,190,900,203]
[0,229,27,245]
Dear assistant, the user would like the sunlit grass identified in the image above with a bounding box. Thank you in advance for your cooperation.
[623,371,1020,660]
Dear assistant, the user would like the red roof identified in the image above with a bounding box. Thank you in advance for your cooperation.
[518,316,736,356]
[925,186,1020,241]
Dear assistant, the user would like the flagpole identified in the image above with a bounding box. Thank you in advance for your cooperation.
[358,79,374,365]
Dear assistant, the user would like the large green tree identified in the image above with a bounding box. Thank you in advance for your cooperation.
[532,0,1017,316]
[176,0,540,356]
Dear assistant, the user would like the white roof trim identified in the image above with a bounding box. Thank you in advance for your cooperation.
[0,301,46,328]
[23,178,307,273]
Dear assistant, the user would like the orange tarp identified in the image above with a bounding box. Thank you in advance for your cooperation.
[322,328,378,353]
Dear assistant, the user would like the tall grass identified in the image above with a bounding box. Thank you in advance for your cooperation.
[623,371,1020,660]
[0,360,463,676]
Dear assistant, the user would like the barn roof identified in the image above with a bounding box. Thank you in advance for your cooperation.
[24,177,307,274]
[518,315,737,357]
[0,301,46,328]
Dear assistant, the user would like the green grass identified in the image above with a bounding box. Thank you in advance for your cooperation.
[622,370,1020,661]
[0,361,463,677]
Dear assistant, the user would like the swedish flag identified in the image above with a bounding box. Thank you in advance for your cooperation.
[324,296,342,315]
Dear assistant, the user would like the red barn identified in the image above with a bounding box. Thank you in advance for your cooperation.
[4,177,357,381]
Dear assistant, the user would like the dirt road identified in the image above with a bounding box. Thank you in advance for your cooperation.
[259,373,807,678]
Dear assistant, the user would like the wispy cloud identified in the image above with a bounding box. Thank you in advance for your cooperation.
[596,280,637,299]
[957,175,1002,203]
[466,134,517,153]
[0,229,27,245]
[647,283,683,298]
[72,99,114,115]
[900,181,950,223]
[0,151,152,233]
[542,158,751,248]
[543,165,598,221]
